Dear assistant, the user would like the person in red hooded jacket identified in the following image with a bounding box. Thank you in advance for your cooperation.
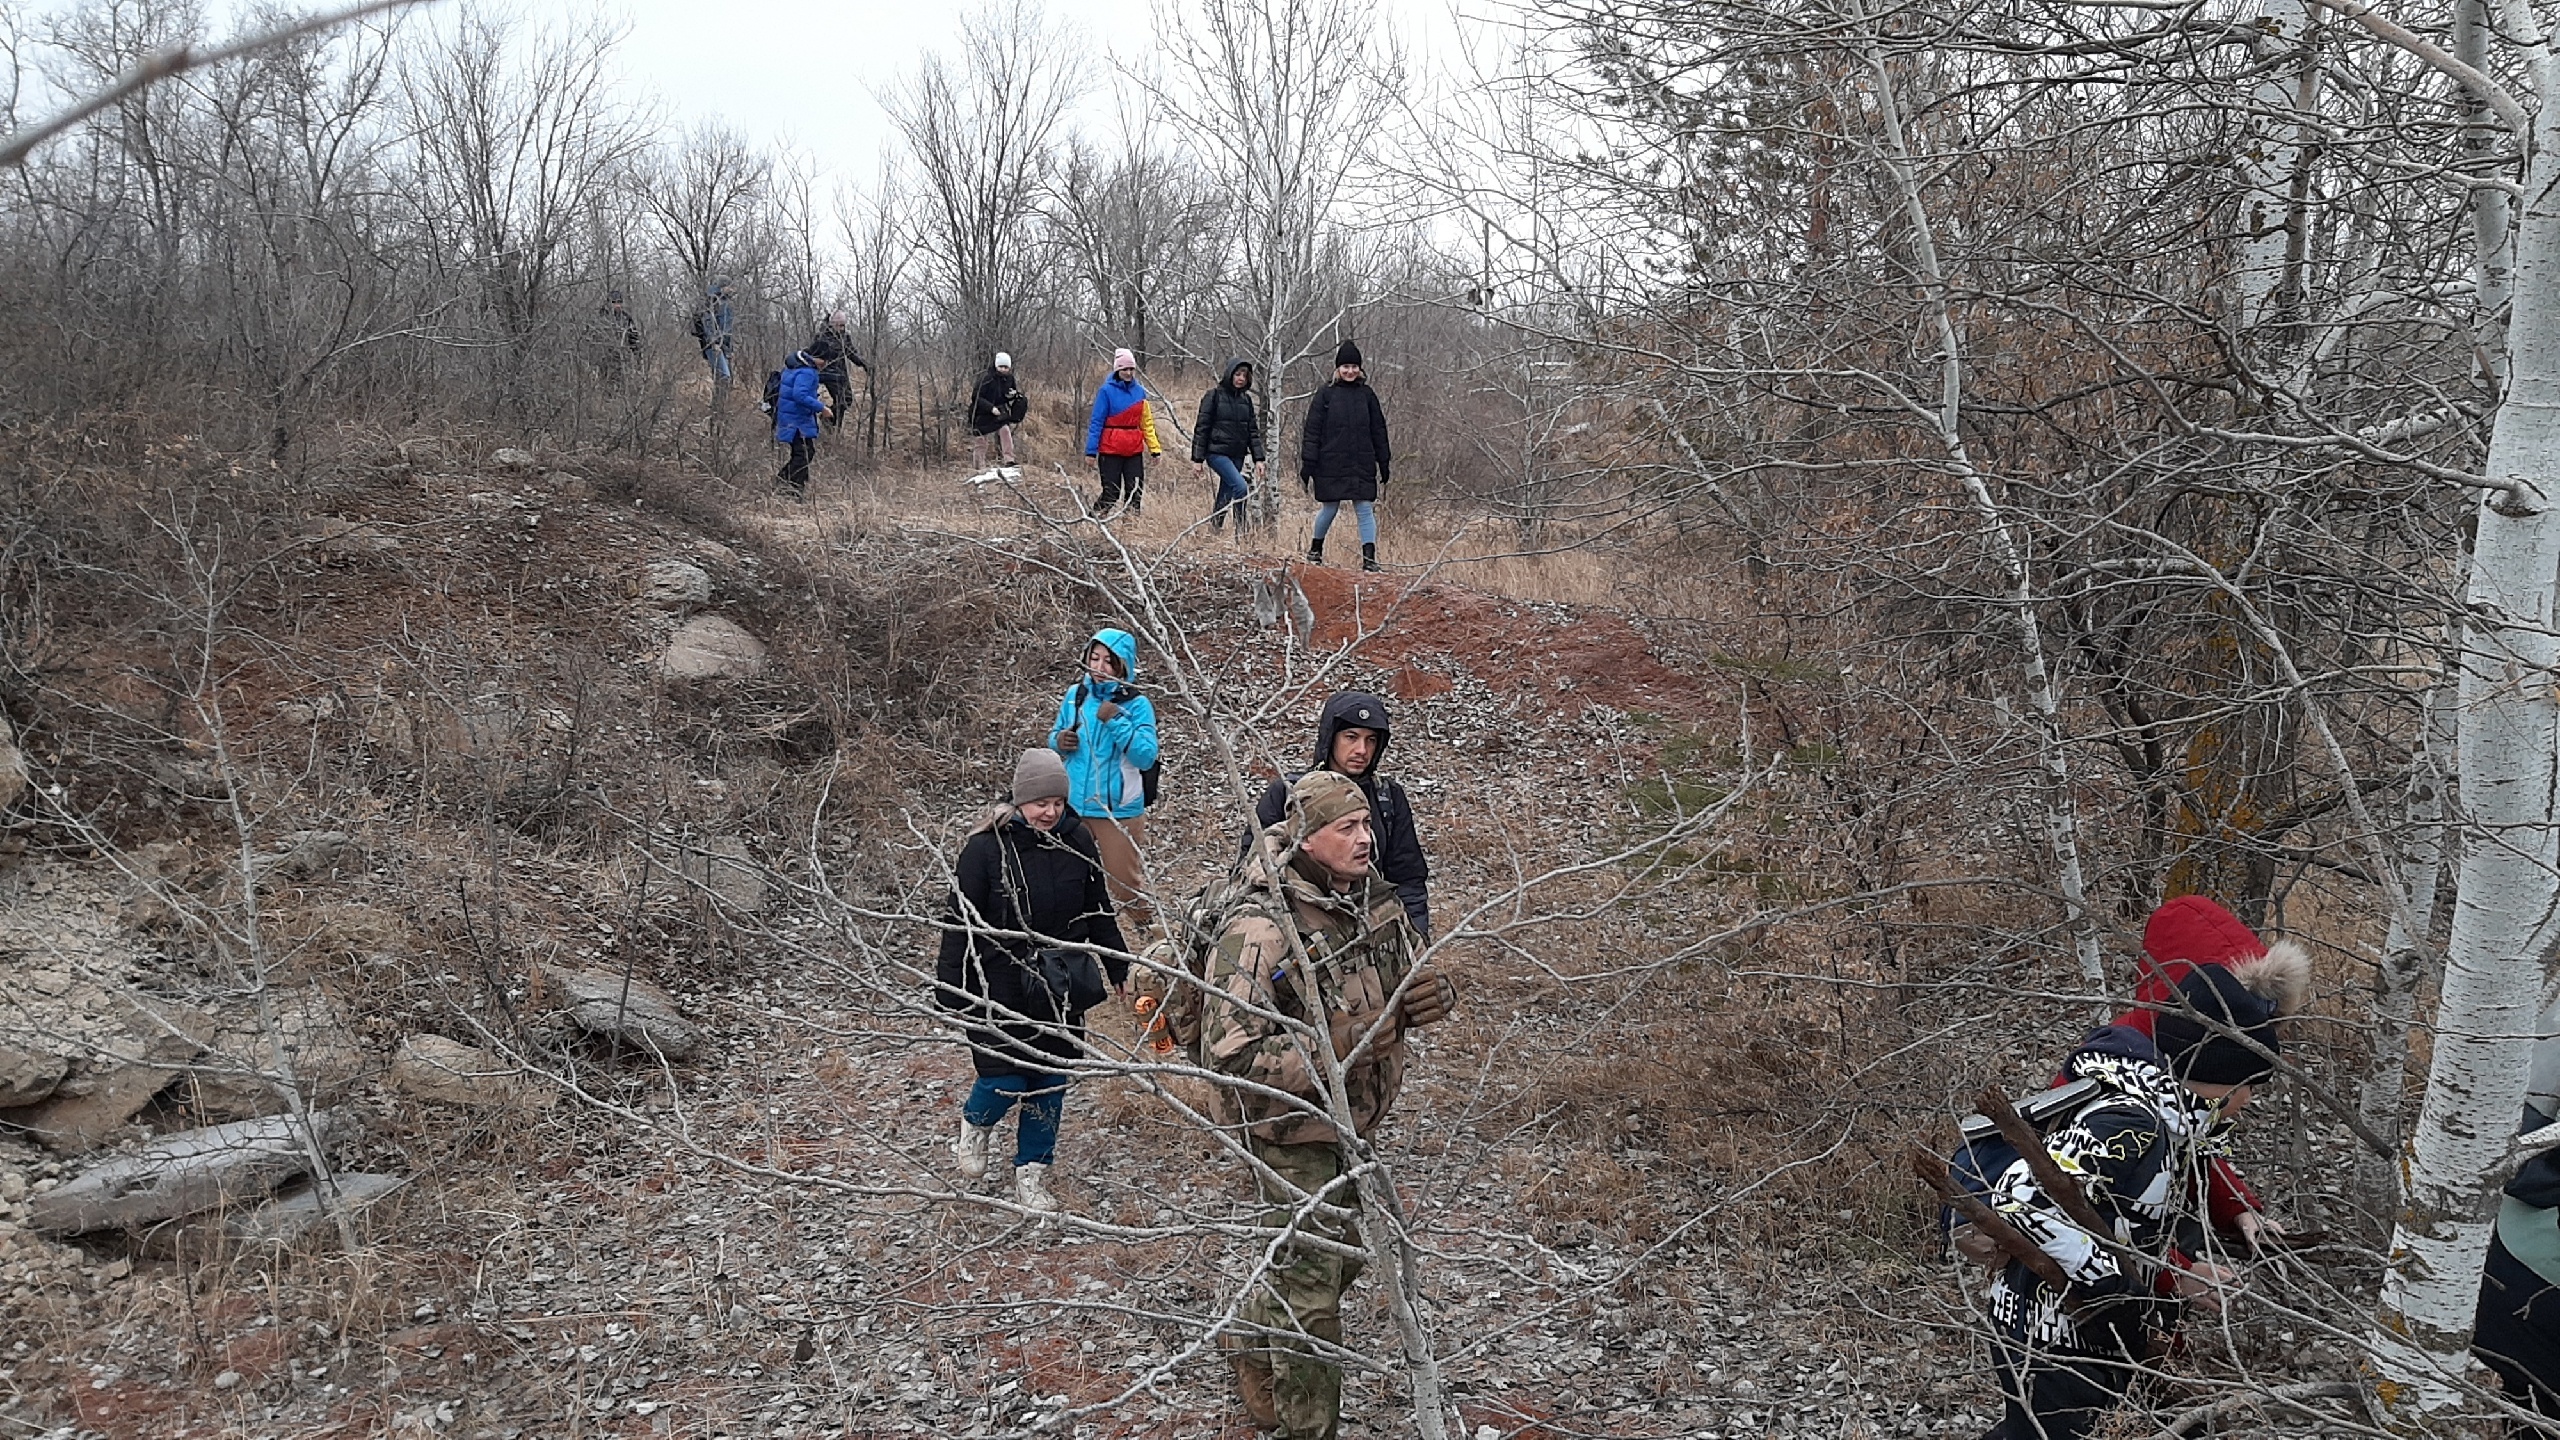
[2095,896,2310,1252]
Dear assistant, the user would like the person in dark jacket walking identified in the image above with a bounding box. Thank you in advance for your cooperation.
[805,311,867,431]
[1192,358,1263,534]
[772,350,830,498]
[694,278,735,385]
[935,747,1130,1214]
[972,353,1029,469]
[1248,691,1430,938]
[1300,340,1390,570]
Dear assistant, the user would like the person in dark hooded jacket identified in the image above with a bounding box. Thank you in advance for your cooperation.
[1248,691,1430,939]
[1973,967,2277,1440]
[1300,341,1390,570]
[971,353,1028,468]
[1192,359,1263,534]
[805,311,867,431]
[935,747,1130,1214]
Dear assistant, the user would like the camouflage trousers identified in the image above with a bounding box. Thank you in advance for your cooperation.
[1242,1137,1367,1440]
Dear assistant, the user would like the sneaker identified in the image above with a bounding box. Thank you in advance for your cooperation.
[953,1119,994,1180]
[1013,1162,1059,1213]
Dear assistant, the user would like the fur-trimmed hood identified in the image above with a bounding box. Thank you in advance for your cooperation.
[2136,896,2311,1016]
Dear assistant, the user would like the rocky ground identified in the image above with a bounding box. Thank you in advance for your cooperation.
[0,446,2366,1438]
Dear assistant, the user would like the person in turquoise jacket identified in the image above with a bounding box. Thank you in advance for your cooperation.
[1047,627,1159,929]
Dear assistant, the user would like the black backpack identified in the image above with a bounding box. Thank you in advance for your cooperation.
[760,370,782,418]
[689,311,708,346]
[1937,1077,2103,1245]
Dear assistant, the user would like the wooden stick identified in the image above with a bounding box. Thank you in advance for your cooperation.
[1908,1144,2075,1292]
[1978,1086,2116,1240]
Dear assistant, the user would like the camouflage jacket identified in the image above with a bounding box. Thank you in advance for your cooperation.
[1201,839,1419,1146]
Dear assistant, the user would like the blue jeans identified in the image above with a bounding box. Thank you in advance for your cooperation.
[965,1075,1064,1167]
[703,346,731,382]
[1312,500,1376,544]
[1205,455,1250,526]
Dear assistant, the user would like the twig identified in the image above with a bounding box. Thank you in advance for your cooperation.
[0,0,432,169]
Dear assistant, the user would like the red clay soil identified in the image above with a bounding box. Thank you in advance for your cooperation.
[1288,564,1723,725]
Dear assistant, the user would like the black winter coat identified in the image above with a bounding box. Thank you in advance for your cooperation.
[934,811,1130,1079]
[1192,361,1263,461]
[1249,691,1431,938]
[806,325,866,386]
[971,370,1029,435]
[1300,378,1390,503]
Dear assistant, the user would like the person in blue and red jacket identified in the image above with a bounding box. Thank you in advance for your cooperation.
[1084,348,1161,517]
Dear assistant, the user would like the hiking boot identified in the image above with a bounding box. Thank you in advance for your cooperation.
[1361,543,1380,572]
[1306,538,1325,564]
[1013,1162,1059,1213]
[953,1119,994,1181]
[1222,1339,1279,1430]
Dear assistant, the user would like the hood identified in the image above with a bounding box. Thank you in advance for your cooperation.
[1088,628,1139,685]
[2059,1024,2209,1139]
[785,351,817,370]
[1312,691,1392,774]
[1223,359,1253,389]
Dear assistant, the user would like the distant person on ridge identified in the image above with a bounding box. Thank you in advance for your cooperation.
[772,350,830,499]
[1192,358,1263,535]
[694,277,736,386]
[805,311,867,432]
[972,353,1029,470]
[1047,628,1159,929]
[1084,348,1161,517]
[1249,691,1430,939]
[595,288,640,365]
[1301,340,1390,571]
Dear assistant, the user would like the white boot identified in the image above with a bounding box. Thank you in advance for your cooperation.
[954,1119,995,1181]
[1013,1162,1059,1213]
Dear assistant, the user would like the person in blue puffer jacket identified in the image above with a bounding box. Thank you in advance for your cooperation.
[1047,627,1159,929]
[774,350,830,499]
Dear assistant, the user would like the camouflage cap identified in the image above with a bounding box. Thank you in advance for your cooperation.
[1286,770,1370,838]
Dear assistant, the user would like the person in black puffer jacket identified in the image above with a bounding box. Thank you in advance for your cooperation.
[1246,691,1431,939]
[1192,358,1263,534]
[935,747,1130,1213]
[971,353,1029,469]
[1300,340,1390,571]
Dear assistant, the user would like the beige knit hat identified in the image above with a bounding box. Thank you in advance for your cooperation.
[1012,747,1070,804]
[1285,771,1370,838]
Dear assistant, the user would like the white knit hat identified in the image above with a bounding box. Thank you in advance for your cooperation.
[994,352,1013,368]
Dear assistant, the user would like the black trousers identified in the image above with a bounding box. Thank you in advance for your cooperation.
[1981,1336,2134,1440]
[1096,453,1144,514]
[780,436,816,496]
[821,375,849,429]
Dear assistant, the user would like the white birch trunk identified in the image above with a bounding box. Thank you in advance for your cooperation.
[2234,0,2316,349]
[2372,90,2560,1405]
[2354,645,2454,1215]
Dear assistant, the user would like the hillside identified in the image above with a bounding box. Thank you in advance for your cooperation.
[0,439,2340,1438]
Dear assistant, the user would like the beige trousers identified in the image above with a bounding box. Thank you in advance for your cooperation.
[1083,814,1155,932]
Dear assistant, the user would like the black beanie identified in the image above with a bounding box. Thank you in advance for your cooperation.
[1335,340,1363,368]
[2153,965,2281,1085]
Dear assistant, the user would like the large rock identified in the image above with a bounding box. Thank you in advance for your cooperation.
[679,836,768,915]
[538,964,700,1060]
[187,987,367,1121]
[9,995,212,1153]
[0,1042,69,1108]
[491,447,538,471]
[390,1034,552,1111]
[26,1109,354,1235]
[660,616,767,681]
[227,1172,407,1245]
[0,712,23,812]
[641,560,712,609]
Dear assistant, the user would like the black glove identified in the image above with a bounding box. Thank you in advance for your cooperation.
[1376,464,1390,487]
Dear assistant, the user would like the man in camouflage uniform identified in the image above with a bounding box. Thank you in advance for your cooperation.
[1202,770,1458,1438]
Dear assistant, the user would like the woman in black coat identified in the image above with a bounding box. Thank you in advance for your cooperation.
[1192,358,1263,534]
[1300,340,1390,570]
[934,747,1129,1211]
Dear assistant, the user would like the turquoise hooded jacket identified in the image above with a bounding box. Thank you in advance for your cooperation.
[1046,628,1158,819]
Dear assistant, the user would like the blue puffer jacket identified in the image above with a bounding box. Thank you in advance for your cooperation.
[775,359,826,442]
[1046,628,1158,819]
